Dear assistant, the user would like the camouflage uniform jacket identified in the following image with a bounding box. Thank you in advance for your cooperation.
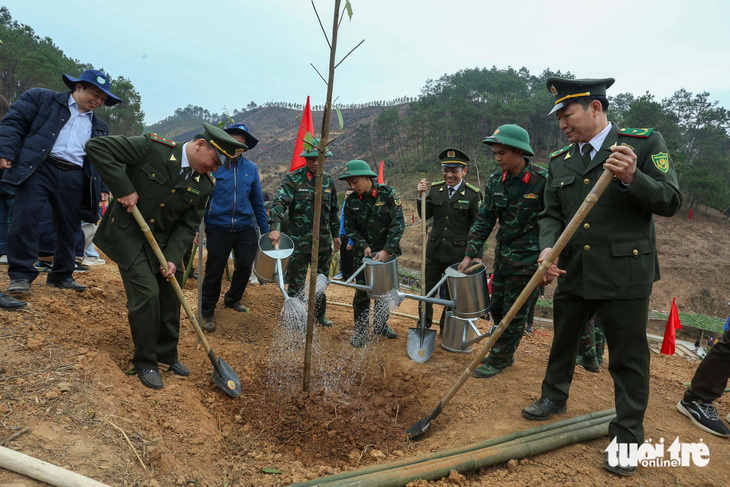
[269,167,339,249]
[465,162,548,276]
[344,183,405,258]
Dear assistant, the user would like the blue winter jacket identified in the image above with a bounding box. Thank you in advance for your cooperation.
[204,156,269,234]
[0,88,109,219]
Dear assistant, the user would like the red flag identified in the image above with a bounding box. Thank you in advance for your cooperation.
[688,209,693,221]
[660,298,682,355]
[377,160,384,184]
[289,96,314,172]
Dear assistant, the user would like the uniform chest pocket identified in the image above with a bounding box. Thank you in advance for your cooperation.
[182,189,201,206]
[454,201,470,210]
[294,190,313,212]
[551,175,576,209]
[139,164,169,197]
[598,180,632,205]
[494,195,508,209]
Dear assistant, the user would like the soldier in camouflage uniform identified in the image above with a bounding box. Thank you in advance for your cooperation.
[417,148,481,331]
[576,314,605,372]
[458,124,547,378]
[268,139,340,326]
[340,160,405,347]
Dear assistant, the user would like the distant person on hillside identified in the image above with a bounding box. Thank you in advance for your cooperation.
[199,123,268,332]
[522,77,682,477]
[0,69,119,296]
[458,125,547,379]
[417,148,481,334]
[677,327,730,438]
[340,160,404,347]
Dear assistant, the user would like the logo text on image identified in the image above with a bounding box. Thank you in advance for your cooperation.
[605,437,710,468]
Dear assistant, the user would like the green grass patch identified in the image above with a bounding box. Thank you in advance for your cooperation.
[649,311,725,333]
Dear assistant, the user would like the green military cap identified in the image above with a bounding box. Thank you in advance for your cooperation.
[483,124,535,156]
[338,159,377,180]
[546,77,615,115]
[300,137,333,158]
[438,148,470,168]
[202,122,248,169]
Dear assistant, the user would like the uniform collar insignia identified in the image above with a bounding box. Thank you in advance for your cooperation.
[169,154,177,161]
[194,174,200,182]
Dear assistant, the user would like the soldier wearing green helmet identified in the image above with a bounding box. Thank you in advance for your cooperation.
[340,160,405,347]
[268,138,340,327]
[458,124,547,379]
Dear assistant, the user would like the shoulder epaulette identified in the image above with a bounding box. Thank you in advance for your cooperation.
[149,133,177,147]
[465,182,480,192]
[205,172,216,186]
[549,144,573,159]
[431,180,444,187]
[619,127,654,138]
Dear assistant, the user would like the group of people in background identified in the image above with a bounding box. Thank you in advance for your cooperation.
[3,68,729,478]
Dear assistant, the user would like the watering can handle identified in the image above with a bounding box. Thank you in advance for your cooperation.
[464,263,483,275]
[274,243,280,250]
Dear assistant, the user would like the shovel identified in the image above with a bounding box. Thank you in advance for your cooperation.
[131,206,241,398]
[407,168,616,439]
[407,193,436,362]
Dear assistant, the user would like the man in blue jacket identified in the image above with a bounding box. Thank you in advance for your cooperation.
[199,123,269,332]
[0,69,120,295]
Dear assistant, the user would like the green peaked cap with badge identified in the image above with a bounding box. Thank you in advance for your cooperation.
[300,137,333,158]
[202,122,248,170]
[483,124,535,156]
[338,159,377,179]
[439,148,470,167]
[546,77,615,115]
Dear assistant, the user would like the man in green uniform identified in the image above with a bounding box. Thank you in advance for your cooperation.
[86,123,247,390]
[340,160,405,347]
[416,148,481,331]
[458,124,547,378]
[268,139,340,326]
[522,77,682,477]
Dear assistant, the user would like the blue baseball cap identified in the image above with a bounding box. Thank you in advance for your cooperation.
[62,69,122,106]
[224,123,258,150]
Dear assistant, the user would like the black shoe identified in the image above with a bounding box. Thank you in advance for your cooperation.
[201,315,216,332]
[47,278,86,291]
[602,452,636,477]
[168,362,190,377]
[0,292,26,310]
[677,399,730,437]
[138,369,163,390]
[375,326,398,339]
[522,397,567,420]
[7,279,30,295]
[189,271,198,280]
[224,301,249,313]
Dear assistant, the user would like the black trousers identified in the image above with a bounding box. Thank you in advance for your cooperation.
[339,235,354,279]
[684,328,730,403]
[8,161,83,282]
[201,226,258,317]
[541,290,650,444]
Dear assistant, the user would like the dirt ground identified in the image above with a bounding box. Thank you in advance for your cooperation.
[1,206,729,487]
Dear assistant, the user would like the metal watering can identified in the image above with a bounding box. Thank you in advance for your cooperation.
[253,233,294,300]
[328,255,400,297]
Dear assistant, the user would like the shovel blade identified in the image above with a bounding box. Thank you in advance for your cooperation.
[407,327,437,363]
[211,356,241,398]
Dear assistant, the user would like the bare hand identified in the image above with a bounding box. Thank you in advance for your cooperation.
[117,192,139,213]
[417,179,429,196]
[604,145,637,184]
[538,247,565,285]
[160,261,176,279]
[333,237,341,253]
[268,230,281,247]
[193,232,200,246]
[458,256,473,273]
[346,242,353,251]
[373,250,390,262]
[364,247,372,258]
[0,158,12,170]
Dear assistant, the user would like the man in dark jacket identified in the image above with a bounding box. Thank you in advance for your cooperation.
[199,123,269,331]
[0,69,121,295]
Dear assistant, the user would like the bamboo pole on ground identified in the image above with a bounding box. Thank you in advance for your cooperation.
[0,445,110,487]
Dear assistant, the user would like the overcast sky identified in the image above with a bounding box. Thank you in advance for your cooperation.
[5,0,729,125]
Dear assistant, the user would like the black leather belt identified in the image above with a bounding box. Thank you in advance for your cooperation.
[48,157,82,170]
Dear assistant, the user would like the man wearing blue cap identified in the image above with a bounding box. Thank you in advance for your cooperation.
[0,69,121,295]
[199,123,269,332]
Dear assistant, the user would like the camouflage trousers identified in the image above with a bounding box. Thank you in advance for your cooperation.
[352,255,391,333]
[485,272,538,369]
[286,245,332,321]
[578,314,605,365]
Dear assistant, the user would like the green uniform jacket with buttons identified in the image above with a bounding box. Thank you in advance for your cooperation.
[466,163,548,276]
[344,183,405,257]
[540,123,682,299]
[417,181,482,264]
[86,134,213,271]
[268,167,339,250]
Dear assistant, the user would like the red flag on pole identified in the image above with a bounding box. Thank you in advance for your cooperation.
[660,298,682,355]
[377,160,384,184]
[289,96,314,172]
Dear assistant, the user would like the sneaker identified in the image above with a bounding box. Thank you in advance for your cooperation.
[0,254,7,264]
[677,399,730,437]
[333,273,343,280]
[81,256,106,266]
[34,261,52,272]
[74,262,90,273]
